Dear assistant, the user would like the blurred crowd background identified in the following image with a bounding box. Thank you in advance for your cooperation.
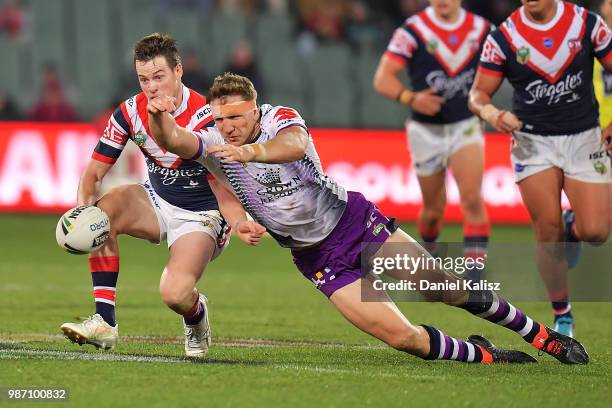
[0,0,601,128]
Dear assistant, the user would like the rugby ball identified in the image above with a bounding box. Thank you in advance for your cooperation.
[55,206,110,254]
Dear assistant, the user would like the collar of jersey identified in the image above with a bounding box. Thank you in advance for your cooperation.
[424,6,466,31]
[519,0,563,31]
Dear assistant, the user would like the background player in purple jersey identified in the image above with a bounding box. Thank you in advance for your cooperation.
[146,72,590,365]
[469,0,612,337]
[373,0,491,281]
[59,34,263,358]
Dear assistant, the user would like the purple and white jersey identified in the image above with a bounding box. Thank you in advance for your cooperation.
[194,104,348,248]
[478,1,612,135]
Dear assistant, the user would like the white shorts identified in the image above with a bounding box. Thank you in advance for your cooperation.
[140,181,230,259]
[511,127,611,184]
[406,116,484,176]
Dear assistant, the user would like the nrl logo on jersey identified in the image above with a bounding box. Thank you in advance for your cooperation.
[516,47,530,64]
[134,132,147,147]
[426,39,438,54]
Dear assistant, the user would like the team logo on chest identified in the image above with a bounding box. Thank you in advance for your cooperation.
[516,47,530,64]
[411,11,488,77]
[503,3,588,83]
[426,39,439,54]
[567,38,582,54]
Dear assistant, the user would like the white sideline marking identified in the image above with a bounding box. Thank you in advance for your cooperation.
[1,333,386,350]
[0,348,440,379]
[0,348,187,364]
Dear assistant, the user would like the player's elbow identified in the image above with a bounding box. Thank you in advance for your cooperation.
[372,70,385,95]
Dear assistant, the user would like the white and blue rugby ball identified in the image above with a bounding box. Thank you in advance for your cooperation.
[55,206,110,254]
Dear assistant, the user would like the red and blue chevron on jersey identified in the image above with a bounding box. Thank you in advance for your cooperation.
[385,7,491,124]
[92,84,218,211]
[479,1,612,136]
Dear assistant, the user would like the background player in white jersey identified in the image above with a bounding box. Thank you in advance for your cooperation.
[146,72,590,365]
[469,0,612,337]
[373,0,491,280]
[59,34,262,358]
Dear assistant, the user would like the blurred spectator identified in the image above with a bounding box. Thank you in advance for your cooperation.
[92,97,122,135]
[181,47,213,95]
[464,0,520,25]
[0,0,25,41]
[0,91,22,120]
[297,0,349,42]
[265,0,288,16]
[398,0,427,19]
[157,0,215,16]
[216,0,258,17]
[28,63,77,122]
[223,40,265,97]
[345,0,382,51]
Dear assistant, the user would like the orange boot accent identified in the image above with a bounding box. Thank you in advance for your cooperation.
[531,325,549,350]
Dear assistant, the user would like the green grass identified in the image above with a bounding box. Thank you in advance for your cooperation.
[0,215,610,407]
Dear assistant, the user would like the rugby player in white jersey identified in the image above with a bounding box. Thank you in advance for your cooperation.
[374,0,492,281]
[145,72,590,365]
[469,0,612,337]
[59,34,263,357]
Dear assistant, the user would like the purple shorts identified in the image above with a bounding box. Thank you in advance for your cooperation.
[291,191,397,297]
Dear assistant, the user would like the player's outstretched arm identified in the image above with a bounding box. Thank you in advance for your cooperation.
[469,70,522,133]
[147,95,200,159]
[208,125,309,164]
[77,159,113,206]
[209,178,266,246]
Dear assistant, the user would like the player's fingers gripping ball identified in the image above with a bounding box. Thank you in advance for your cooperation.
[55,206,110,254]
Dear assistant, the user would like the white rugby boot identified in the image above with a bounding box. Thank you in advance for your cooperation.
[183,294,211,358]
[60,314,118,350]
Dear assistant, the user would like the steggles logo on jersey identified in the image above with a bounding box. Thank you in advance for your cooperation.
[524,71,584,105]
[146,161,206,185]
[134,133,147,147]
[516,47,530,64]
[425,68,475,99]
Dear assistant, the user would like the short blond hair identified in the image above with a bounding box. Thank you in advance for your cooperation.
[208,72,257,103]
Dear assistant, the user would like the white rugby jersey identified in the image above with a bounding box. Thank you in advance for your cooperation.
[194,104,348,248]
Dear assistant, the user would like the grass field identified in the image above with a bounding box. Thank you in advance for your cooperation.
[1,215,610,407]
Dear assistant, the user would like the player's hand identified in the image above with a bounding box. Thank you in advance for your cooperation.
[601,121,612,156]
[481,104,522,133]
[410,88,445,116]
[234,220,266,246]
[208,144,254,163]
[146,95,177,115]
